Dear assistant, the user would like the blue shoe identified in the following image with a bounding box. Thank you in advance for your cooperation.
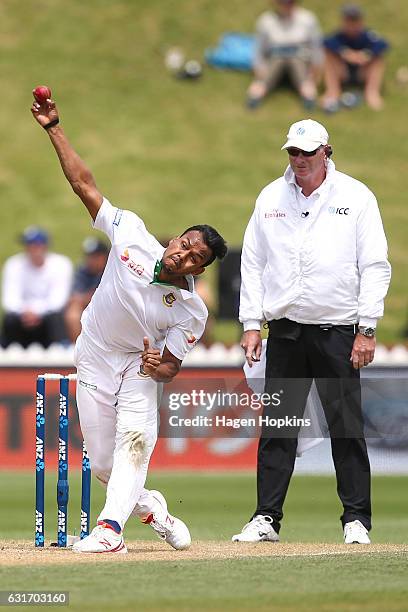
[246,96,264,110]
[322,99,340,114]
[302,96,316,110]
[340,91,362,109]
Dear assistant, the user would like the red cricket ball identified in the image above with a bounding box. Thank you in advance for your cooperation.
[33,85,52,103]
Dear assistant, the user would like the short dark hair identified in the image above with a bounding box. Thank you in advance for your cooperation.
[181,225,227,266]
[342,3,363,20]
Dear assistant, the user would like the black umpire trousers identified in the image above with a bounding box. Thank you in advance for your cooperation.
[255,318,371,532]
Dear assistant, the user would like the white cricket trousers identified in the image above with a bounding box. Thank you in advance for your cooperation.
[74,333,162,530]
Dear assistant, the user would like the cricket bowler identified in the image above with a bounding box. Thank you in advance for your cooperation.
[31,91,227,553]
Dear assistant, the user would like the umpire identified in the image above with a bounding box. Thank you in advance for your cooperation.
[233,119,391,544]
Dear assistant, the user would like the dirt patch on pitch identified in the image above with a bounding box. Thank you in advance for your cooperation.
[1,540,407,566]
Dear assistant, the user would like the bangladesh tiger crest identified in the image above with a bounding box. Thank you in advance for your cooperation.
[163,292,177,307]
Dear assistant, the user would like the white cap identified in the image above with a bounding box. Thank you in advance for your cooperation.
[281,119,329,152]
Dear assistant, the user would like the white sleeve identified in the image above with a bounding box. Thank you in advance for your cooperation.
[165,316,207,361]
[92,197,125,242]
[93,197,153,247]
[239,202,266,330]
[357,192,391,326]
[42,257,74,314]
[1,257,24,313]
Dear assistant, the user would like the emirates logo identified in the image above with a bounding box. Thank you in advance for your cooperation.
[120,249,144,276]
[265,209,286,218]
[120,248,129,262]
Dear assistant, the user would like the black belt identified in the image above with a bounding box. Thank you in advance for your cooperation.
[267,318,356,341]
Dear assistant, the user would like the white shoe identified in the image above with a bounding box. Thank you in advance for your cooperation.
[344,520,371,544]
[232,515,279,542]
[141,490,191,550]
[72,521,127,554]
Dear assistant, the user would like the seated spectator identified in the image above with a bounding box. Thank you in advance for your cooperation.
[1,227,73,348]
[247,0,323,109]
[64,237,109,343]
[322,4,389,112]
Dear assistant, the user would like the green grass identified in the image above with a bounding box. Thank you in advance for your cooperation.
[0,0,407,343]
[1,555,407,612]
[1,472,408,543]
[0,472,407,611]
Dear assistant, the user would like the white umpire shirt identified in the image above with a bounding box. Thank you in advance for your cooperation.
[81,198,207,359]
[240,160,391,331]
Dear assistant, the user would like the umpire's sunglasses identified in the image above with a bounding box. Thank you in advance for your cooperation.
[286,146,322,157]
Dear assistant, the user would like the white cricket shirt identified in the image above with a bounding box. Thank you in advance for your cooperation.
[80,198,207,359]
[240,161,391,330]
[1,252,73,315]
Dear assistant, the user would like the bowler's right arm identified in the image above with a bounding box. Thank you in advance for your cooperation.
[31,94,102,221]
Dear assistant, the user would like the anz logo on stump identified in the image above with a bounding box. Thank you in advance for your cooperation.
[328,206,350,215]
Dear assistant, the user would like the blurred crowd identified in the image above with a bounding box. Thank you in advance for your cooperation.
[247,1,389,112]
[1,227,109,348]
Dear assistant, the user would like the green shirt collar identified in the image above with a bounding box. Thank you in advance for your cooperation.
[151,259,192,292]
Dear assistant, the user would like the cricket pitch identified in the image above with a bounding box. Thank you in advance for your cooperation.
[1,540,407,566]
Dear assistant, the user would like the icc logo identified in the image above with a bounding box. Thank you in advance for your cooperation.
[329,206,350,215]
